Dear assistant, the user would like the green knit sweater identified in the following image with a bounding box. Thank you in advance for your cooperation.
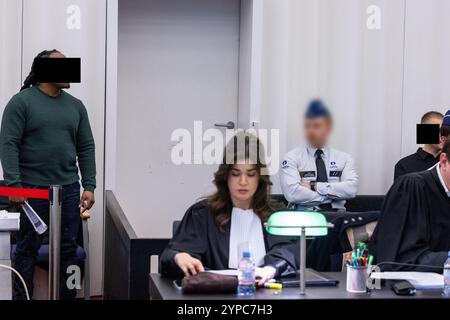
[0,86,96,191]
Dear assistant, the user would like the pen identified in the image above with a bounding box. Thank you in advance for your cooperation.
[367,255,374,266]
[264,283,282,290]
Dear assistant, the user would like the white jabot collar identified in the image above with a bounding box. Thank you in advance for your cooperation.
[228,207,266,269]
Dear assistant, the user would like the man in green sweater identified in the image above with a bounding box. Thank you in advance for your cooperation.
[0,50,96,299]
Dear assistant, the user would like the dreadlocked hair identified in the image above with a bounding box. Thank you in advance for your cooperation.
[20,49,59,92]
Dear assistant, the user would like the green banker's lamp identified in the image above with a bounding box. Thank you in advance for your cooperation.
[265,211,333,295]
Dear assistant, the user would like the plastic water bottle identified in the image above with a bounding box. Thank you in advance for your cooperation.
[237,251,256,296]
[443,252,450,297]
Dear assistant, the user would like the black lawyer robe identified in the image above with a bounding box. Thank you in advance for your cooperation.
[370,167,450,271]
[160,201,299,277]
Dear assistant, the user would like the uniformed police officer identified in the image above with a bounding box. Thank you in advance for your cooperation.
[280,99,358,211]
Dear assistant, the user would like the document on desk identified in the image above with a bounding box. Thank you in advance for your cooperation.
[206,269,240,276]
[370,272,444,289]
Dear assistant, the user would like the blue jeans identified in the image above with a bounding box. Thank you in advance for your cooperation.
[13,182,81,300]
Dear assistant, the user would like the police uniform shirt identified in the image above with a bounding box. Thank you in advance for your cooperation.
[280,146,358,210]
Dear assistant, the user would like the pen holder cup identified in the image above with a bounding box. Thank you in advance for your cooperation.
[346,266,368,293]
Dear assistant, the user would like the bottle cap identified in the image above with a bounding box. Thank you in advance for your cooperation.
[243,251,251,258]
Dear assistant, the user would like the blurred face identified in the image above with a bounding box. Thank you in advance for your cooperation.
[227,163,259,209]
[439,152,450,190]
[425,116,444,150]
[304,117,332,149]
[47,51,70,89]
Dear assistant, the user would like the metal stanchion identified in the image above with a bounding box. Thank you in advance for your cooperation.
[48,185,62,300]
[81,210,91,300]
[299,227,306,295]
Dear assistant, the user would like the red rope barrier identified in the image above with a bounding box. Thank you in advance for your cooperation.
[0,186,49,199]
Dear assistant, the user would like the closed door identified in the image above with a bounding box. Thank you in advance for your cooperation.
[115,0,240,238]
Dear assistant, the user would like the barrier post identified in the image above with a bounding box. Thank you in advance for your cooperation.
[48,185,62,300]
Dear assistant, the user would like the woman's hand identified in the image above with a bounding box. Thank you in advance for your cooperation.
[255,266,276,286]
[174,252,205,276]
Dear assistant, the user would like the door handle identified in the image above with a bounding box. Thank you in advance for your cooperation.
[214,121,235,129]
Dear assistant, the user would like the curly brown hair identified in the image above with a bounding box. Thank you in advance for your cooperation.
[206,131,279,231]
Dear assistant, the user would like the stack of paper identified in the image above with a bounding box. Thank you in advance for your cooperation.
[0,211,20,231]
[206,269,240,276]
[370,271,444,289]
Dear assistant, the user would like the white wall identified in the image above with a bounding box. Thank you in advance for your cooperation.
[0,0,22,174]
[105,0,118,191]
[401,0,450,155]
[115,0,240,238]
[237,0,264,129]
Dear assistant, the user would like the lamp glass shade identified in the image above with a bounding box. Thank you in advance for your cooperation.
[266,211,328,237]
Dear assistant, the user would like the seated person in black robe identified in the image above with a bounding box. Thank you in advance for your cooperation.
[161,132,298,284]
[370,140,450,271]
